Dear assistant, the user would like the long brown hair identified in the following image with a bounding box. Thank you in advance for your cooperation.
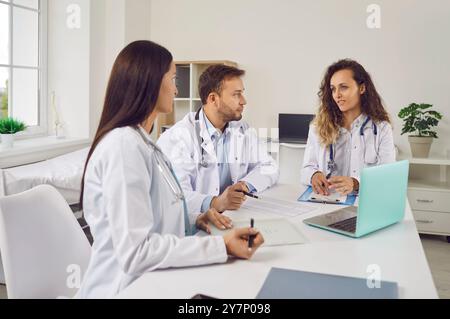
[314,59,390,146]
[80,40,173,208]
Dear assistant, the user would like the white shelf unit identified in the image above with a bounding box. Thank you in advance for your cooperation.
[401,155,450,242]
[156,60,237,137]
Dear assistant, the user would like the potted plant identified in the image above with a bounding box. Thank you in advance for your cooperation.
[0,117,27,149]
[398,103,443,158]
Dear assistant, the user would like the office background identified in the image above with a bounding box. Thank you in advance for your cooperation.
[47,0,450,160]
[1,0,449,299]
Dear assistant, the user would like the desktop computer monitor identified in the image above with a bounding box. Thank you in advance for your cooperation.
[278,114,314,144]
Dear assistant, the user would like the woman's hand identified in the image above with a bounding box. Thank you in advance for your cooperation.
[223,227,264,259]
[311,171,330,195]
[328,176,358,195]
[196,208,233,234]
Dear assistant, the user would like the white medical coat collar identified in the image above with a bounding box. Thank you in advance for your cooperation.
[136,125,159,148]
[137,125,152,139]
[339,113,369,134]
[136,125,167,155]
[197,109,245,155]
[202,110,229,141]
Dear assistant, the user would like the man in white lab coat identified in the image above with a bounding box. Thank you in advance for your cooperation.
[157,65,279,214]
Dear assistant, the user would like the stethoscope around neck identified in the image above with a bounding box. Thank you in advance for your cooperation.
[194,108,209,168]
[135,126,185,203]
[195,107,233,169]
[327,117,379,177]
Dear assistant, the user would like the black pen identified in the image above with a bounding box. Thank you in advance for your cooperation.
[238,190,259,199]
[248,218,255,249]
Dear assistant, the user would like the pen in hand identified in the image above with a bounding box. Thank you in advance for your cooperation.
[248,218,256,251]
[238,190,259,199]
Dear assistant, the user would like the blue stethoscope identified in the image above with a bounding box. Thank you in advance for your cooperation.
[327,117,379,178]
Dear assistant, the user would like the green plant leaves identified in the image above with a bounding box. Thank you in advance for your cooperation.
[398,103,442,138]
[0,117,27,134]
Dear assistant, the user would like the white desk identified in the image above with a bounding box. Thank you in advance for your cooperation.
[117,184,438,299]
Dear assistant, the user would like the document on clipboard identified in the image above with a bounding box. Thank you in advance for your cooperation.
[298,186,357,205]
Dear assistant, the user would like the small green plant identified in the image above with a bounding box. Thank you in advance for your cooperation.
[398,103,443,138]
[0,117,27,134]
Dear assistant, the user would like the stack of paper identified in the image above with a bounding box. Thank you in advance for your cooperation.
[241,196,317,217]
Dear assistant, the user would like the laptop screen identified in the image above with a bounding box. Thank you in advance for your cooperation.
[278,114,314,141]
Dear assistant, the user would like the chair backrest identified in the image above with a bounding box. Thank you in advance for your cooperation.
[0,185,91,299]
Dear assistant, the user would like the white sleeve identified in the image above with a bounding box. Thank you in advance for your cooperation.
[239,128,279,192]
[300,126,321,186]
[157,126,210,215]
[377,123,396,164]
[102,135,227,276]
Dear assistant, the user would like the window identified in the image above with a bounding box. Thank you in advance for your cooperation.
[0,0,47,135]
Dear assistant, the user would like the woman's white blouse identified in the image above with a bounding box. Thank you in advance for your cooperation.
[301,114,396,186]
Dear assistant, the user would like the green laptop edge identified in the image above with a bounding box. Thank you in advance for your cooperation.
[304,160,410,238]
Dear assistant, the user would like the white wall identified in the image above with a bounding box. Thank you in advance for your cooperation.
[149,0,450,157]
[88,0,126,138]
[125,0,152,45]
[90,0,152,138]
[48,0,90,138]
[48,0,152,139]
[89,0,106,139]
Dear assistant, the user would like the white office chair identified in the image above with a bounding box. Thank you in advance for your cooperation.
[0,185,91,299]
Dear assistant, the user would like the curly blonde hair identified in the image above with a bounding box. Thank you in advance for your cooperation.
[313,59,390,146]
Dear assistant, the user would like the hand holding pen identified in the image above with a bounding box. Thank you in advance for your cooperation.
[211,182,249,212]
[248,218,256,251]
[222,222,264,259]
[237,190,259,199]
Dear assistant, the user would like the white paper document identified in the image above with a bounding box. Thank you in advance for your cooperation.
[210,218,307,246]
[308,190,347,204]
[240,196,316,217]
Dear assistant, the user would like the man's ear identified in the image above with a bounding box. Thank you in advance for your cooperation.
[360,83,366,95]
[207,92,218,105]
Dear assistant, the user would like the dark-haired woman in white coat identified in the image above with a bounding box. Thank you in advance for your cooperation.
[77,41,264,298]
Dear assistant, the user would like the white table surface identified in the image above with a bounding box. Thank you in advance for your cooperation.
[117,184,438,299]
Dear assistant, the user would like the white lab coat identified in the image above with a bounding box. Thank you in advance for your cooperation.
[157,110,279,214]
[77,126,227,299]
[300,114,396,186]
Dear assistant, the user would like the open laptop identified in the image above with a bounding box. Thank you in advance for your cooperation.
[278,114,314,144]
[303,160,409,238]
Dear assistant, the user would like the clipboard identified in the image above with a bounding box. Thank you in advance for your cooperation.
[298,186,357,205]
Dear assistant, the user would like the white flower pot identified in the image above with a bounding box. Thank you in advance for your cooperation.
[408,136,433,158]
[1,134,15,149]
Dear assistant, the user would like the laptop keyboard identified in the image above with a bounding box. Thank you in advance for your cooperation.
[328,217,357,233]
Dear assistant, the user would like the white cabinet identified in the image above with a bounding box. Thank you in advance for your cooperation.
[402,156,450,242]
